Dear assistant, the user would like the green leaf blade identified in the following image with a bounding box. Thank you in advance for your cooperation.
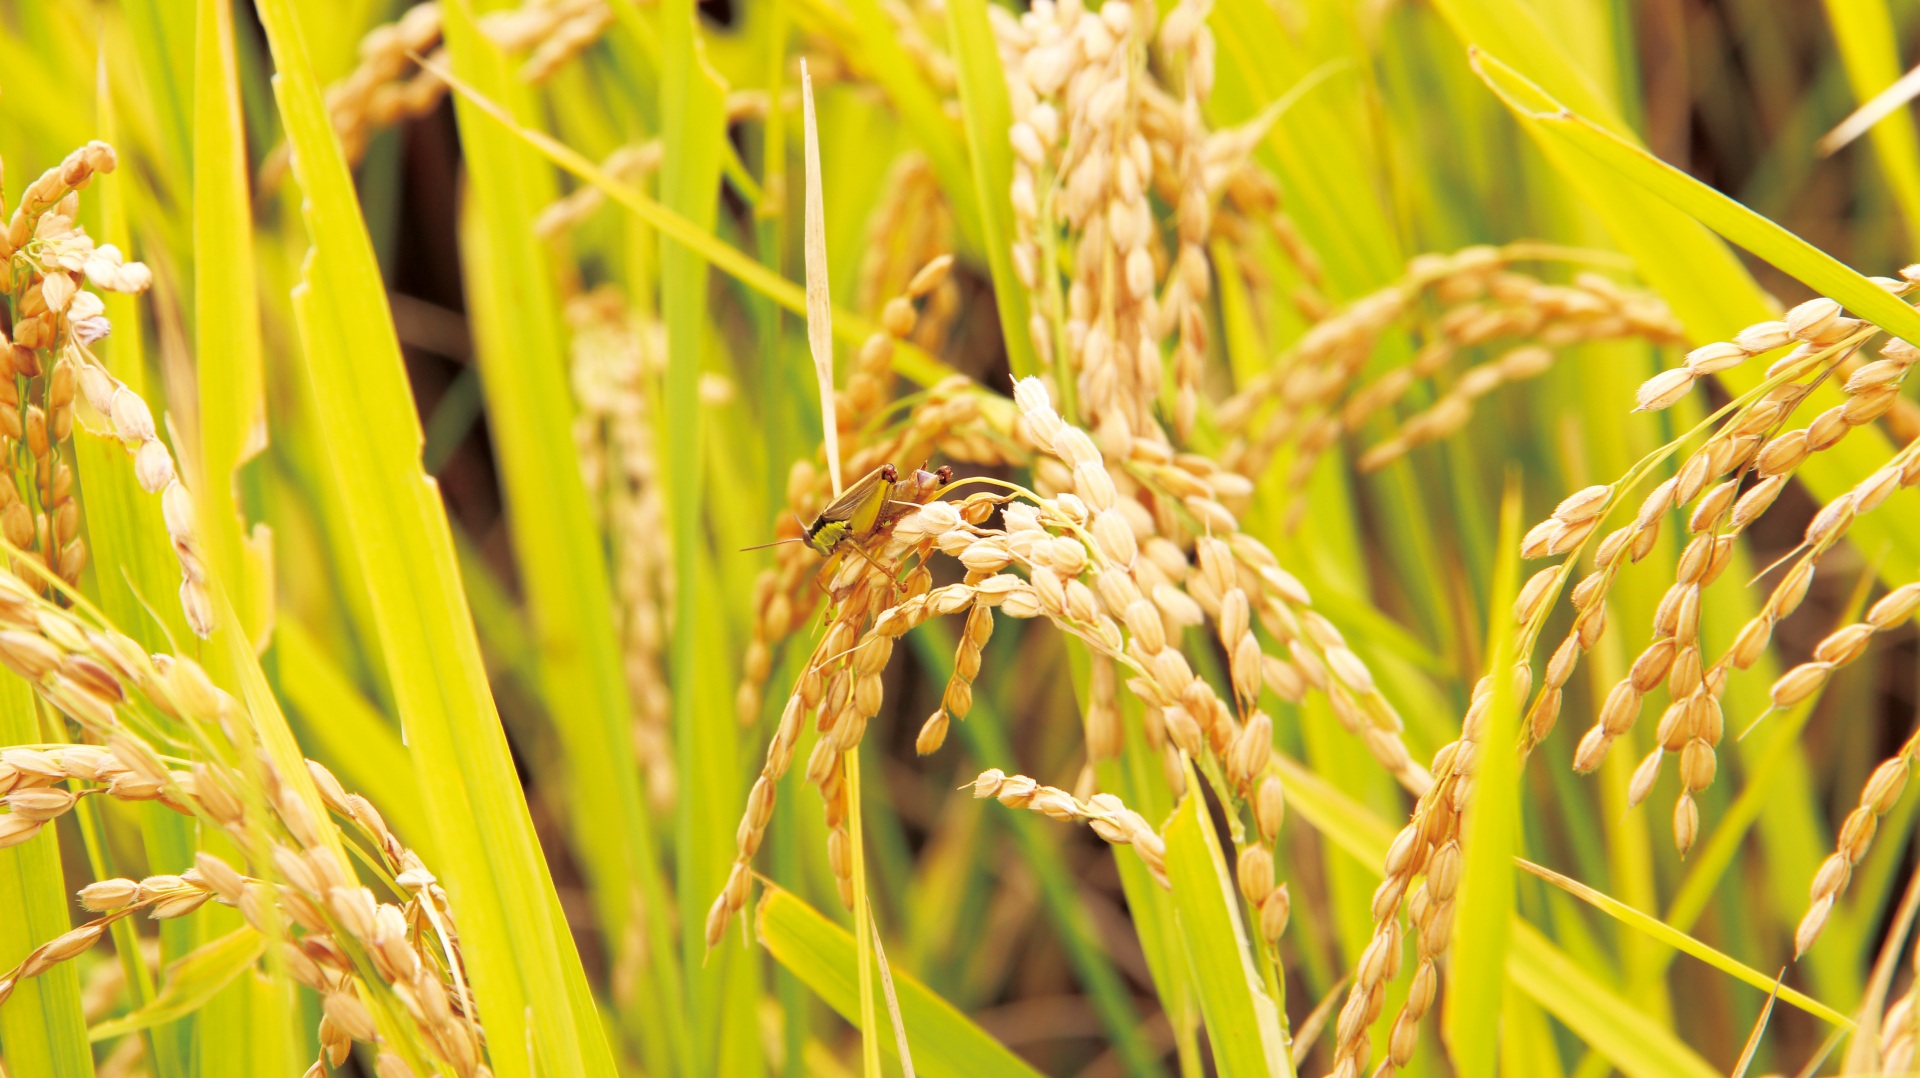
[945,0,1037,379]
[1821,0,1920,242]
[0,674,93,1077]
[438,6,688,1072]
[193,0,269,639]
[1162,787,1293,1078]
[1440,490,1525,1077]
[90,928,267,1042]
[757,886,1045,1078]
[251,2,618,1073]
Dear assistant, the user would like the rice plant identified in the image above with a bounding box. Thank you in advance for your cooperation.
[0,0,1917,1075]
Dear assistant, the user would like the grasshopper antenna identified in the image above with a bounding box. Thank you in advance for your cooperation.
[742,513,814,552]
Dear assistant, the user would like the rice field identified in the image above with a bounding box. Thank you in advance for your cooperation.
[0,0,1917,1076]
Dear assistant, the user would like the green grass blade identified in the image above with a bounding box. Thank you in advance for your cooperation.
[832,0,981,252]
[439,6,688,1070]
[89,928,267,1042]
[420,59,955,389]
[1071,636,1199,1071]
[0,676,93,1077]
[272,618,428,846]
[193,0,269,641]
[1205,0,1404,293]
[1441,487,1524,1078]
[1430,0,1768,334]
[1472,49,1920,345]
[1465,43,1920,594]
[1820,0,1920,241]
[847,750,884,1077]
[191,971,303,1076]
[944,0,1036,379]
[251,1,617,1073]
[119,0,194,173]
[1162,783,1293,1078]
[200,604,309,1077]
[757,886,1046,1078]
[79,53,196,1078]
[657,3,761,1073]
[1505,924,1719,1078]
[1500,991,1565,1078]
[1515,859,1851,1028]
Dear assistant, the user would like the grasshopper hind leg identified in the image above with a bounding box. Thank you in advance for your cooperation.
[847,542,908,593]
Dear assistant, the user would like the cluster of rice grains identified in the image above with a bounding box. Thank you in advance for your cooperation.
[1217,243,1686,528]
[0,141,215,637]
[995,0,1226,446]
[716,13,1446,1013]
[713,376,1414,1005]
[0,572,483,1077]
[1525,287,1920,942]
[734,253,991,733]
[1327,280,1920,1077]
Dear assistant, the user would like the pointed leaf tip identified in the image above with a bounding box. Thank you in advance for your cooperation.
[801,60,841,496]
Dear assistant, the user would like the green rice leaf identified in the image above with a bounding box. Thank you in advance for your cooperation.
[656,2,762,1072]
[188,970,302,1076]
[1506,924,1719,1078]
[1820,0,1920,240]
[944,0,1037,378]
[1441,487,1524,1077]
[119,0,194,172]
[913,624,1166,1078]
[419,58,955,389]
[192,0,268,642]
[1499,991,1565,1077]
[1470,49,1920,346]
[1430,0,1767,335]
[1462,41,1920,589]
[251,2,617,1073]
[0,674,92,1076]
[89,927,266,1042]
[757,885,1045,1078]
[1209,0,1406,295]
[271,618,428,847]
[1162,784,1293,1077]
[847,751,884,1077]
[440,6,687,1071]
[1516,859,1851,1029]
[831,0,981,252]
[77,51,194,1078]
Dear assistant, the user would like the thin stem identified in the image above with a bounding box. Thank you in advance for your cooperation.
[847,747,882,1077]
